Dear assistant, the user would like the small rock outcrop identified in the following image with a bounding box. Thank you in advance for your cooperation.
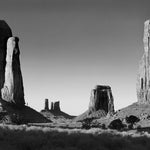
[89,85,114,115]
[137,20,150,103]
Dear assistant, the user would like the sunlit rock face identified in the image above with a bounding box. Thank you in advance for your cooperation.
[137,20,150,104]
[1,37,25,107]
[89,85,114,115]
[0,21,25,108]
[0,21,12,98]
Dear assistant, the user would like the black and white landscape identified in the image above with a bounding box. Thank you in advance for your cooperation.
[0,0,150,150]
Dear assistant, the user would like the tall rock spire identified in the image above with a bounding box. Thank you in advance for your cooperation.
[0,20,12,98]
[137,20,150,103]
[0,20,25,107]
[1,37,25,106]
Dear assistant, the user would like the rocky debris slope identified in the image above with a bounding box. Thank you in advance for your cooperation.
[92,102,150,129]
[74,85,114,121]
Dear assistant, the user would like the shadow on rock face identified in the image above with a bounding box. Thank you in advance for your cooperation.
[0,99,51,124]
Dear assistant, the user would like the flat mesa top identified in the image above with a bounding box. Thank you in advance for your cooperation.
[95,85,111,90]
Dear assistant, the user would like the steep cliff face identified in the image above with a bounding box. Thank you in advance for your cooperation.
[89,85,114,115]
[44,99,49,110]
[1,37,25,107]
[0,20,49,123]
[0,21,12,98]
[74,85,115,121]
[0,21,25,107]
[137,20,150,103]
[53,101,60,111]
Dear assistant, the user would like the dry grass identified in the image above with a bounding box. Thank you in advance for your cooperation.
[0,124,150,150]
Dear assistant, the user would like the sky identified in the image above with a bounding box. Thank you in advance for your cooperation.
[0,0,150,115]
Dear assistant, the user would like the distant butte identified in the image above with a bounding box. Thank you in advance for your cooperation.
[74,85,115,121]
[41,99,75,119]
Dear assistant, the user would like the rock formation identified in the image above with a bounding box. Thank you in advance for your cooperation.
[0,20,25,107]
[41,100,75,119]
[0,20,49,123]
[137,20,150,103]
[51,102,54,110]
[44,99,49,110]
[74,85,114,121]
[1,37,25,107]
[42,100,61,111]
[0,21,12,99]
[89,85,114,115]
[53,101,60,111]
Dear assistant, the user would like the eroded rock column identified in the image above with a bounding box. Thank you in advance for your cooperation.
[1,37,25,107]
[137,20,150,103]
[89,85,114,115]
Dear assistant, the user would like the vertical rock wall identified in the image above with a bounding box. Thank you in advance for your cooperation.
[44,99,49,110]
[53,101,60,111]
[0,20,25,107]
[0,21,12,98]
[89,85,114,115]
[137,20,150,103]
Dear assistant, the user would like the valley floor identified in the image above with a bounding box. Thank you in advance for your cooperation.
[0,124,150,150]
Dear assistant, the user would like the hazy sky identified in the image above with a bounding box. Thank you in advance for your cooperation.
[0,0,150,115]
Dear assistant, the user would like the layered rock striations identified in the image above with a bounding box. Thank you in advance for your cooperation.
[137,20,150,103]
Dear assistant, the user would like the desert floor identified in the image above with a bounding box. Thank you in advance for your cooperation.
[0,124,150,150]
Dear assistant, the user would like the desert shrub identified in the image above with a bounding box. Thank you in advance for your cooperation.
[147,115,150,120]
[108,119,125,130]
[137,125,142,131]
[81,117,95,129]
[101,124,106,129]
[125,115,140,125]
[128,124,133,130]
[0,125,150,150]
